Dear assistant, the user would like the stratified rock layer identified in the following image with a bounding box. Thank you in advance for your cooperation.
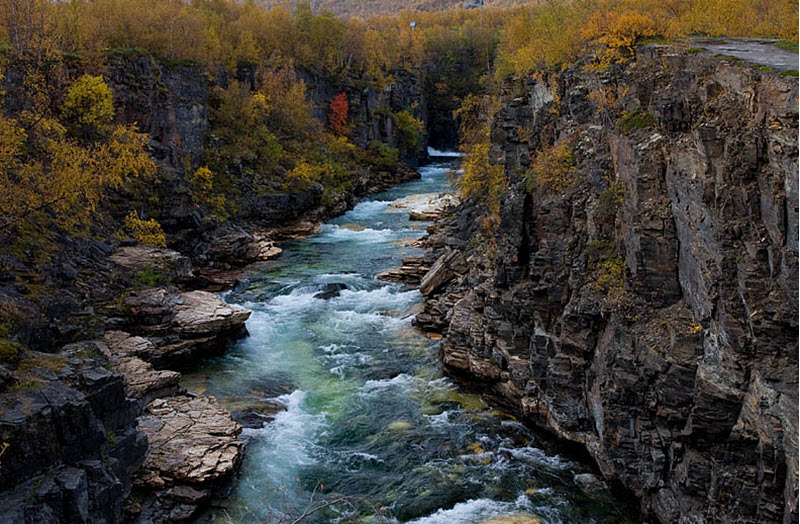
[128,395,242,522]
[418,46,798,524]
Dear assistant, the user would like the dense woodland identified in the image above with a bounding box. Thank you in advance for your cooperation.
[0,0,796,252]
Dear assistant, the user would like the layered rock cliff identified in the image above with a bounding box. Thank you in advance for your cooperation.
[416,45,799,523]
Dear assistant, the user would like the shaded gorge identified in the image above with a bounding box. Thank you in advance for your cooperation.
[186,153,638,524]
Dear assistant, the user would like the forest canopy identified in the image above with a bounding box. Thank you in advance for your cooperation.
[0,0,796,243]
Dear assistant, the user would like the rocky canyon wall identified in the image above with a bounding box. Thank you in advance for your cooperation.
[416,45,799,523]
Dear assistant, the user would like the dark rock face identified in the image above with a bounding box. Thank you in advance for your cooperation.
[297,68,428,166]
[106,53,209,168]
[419,47,798,523]
[0,344,147,523]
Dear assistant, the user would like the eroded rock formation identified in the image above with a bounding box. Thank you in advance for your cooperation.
[416,46,799,523]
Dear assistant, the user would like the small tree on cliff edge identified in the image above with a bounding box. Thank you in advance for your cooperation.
[328,92,349,136]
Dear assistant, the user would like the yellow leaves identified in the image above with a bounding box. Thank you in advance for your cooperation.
[284,161,326,191]
[192,166,214,193]
[458,141,507,217]
[251,92,269,113]
[123,211,166,248]
[96,125,156,183]
[60,74,114,138]
[454,93,506,225]
[498,0,797,76]
[0,109,155,234]
[190,166,229,219]
[0,116,26,167]
[525,141,578,193]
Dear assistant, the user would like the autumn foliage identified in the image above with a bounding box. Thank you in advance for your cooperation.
[0,72,155,235]
[328,93,349,136]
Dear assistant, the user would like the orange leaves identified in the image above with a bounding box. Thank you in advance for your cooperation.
[328,92,349,137]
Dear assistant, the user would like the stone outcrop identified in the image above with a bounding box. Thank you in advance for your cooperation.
[172,290,251,337]
[127,395,242,522]
[102,332,184,407]
[105,288,250,368]
[109,246,193,283]
[388,193,461,221]
[417,46,798,524]
[378,256,434,286]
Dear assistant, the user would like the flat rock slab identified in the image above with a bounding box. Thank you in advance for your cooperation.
[113,356,182,401]
[691,38,799,71]
[388,193,461,221]
[136,395,242,486]
[172,290,251,336]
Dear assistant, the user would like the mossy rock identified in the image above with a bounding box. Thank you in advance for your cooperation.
[0,340,22,366]
[616,111,657,134]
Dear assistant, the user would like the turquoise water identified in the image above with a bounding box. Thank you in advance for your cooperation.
[187,153,636,524]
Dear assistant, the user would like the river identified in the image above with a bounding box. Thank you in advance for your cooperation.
[185,152,636,524]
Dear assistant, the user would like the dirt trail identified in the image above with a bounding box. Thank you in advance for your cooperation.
[692,38,798,71]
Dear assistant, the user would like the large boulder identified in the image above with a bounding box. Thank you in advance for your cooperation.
[171,290,251,337]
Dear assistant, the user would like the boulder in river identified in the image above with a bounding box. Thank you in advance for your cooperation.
[313,282,348,300]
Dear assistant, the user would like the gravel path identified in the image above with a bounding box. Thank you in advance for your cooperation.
[691,38,798,71]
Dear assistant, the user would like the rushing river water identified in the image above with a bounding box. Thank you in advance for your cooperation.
[186,153,636,524]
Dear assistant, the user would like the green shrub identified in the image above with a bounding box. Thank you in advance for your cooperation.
[780,69,799,77]
[0,340,21,366]
[597,181,625,218]
[772,40,799,53]
[616,111,656,134]
[136,265,167,287]
[588,239,626,303]
[368,141,400,169]
[685,47,706,54]
[391,110,425,155]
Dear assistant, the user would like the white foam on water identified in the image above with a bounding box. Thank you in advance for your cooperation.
[264,288,321,315]
[407,498,526,524]
[324,309,410,334]
[332,286,420,313]
[502,446,574,471]
[233,309,279,340]
[311,224,396,243]
[360,373,416,397]
[344,199,390,219]
[424,410,453,425]
[243,390,324,482]
[326,352,373,377]
[427,147,465,157]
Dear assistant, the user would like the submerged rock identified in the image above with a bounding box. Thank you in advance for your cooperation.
[313,282,349,300]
